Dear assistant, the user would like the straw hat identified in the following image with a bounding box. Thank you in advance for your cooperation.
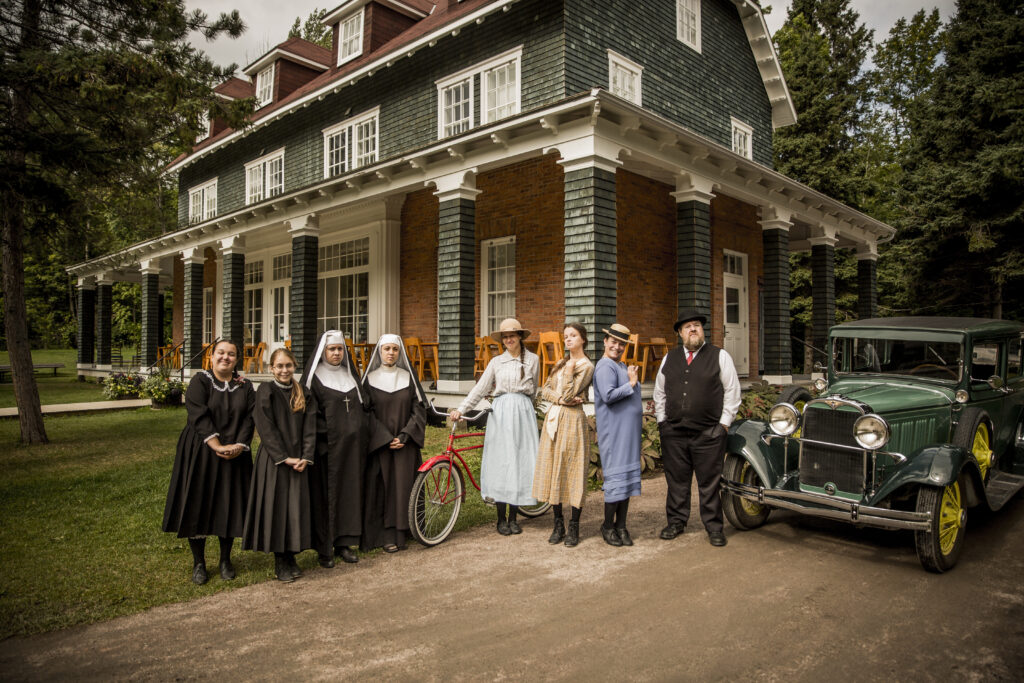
[601,323,631,342]
[490,318,532,343]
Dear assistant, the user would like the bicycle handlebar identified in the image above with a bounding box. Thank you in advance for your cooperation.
[429,399,490,423]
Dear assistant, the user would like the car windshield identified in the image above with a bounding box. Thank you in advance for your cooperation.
[833,337,962,381]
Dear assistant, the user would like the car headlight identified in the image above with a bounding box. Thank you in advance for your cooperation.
[768,403,800,436]
[813,377,828,392]
[955,390,969,404]
[853,414,889,450]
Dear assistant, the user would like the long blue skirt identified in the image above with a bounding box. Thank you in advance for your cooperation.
[479,393,539,506]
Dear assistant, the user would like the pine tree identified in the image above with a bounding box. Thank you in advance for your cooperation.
[289,8,332,49]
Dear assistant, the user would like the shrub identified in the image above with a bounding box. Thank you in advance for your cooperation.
[737,380,781,422]
[101,372,144,400]
[140,373,184,405]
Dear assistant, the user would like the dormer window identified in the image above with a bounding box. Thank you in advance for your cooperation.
[194,112,213,145]
[608,50,643,105]
[255,64,274,107]
[677,0,701,53]
[338,11,364,66]
[731,118,753,160]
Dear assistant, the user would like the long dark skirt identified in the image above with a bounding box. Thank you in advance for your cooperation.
[242,450,311,554]
[162,426,253,538]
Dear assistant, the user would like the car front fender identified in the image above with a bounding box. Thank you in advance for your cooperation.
[727,419,789,488]
[871,444,982,503]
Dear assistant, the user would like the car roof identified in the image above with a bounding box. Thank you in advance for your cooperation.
[833,316,1024,336]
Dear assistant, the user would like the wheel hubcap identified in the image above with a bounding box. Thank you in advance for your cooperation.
[739,461,765,516]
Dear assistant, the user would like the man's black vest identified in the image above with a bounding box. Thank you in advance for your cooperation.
[663,343,723,430]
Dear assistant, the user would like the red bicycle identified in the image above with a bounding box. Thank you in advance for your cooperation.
[408,402,551,546]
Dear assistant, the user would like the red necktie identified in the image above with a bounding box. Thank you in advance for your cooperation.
[686,350,693,365]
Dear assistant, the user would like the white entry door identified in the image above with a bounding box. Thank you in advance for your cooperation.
[723,251,749,375]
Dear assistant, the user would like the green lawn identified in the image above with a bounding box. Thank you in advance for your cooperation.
[0,410,491,638]
[0,349,108,408]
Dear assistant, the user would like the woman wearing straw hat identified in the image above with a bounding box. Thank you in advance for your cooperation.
[449,318,541,535]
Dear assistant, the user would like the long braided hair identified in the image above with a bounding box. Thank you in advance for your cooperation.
[269,347,305,413]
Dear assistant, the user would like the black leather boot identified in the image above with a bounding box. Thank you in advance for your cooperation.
[548,517,565,544]
[274,554,295,582]
[564,521,580,547]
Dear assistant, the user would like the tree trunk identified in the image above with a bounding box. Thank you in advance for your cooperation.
[2,0,48,444]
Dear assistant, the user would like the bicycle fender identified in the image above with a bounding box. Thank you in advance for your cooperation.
[418,454,453,472]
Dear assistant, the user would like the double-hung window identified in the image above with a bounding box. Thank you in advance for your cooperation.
[255,64,274,107]
[317,237,370,341]
[481,236,516,336]
[677,0,701,52]
[338,11,363,66]
[731,118,753,160]
[271,253,291,343]
[322,108,379,178]
[245,148,285,204]
[608,50,643,105]
[436,47,522,139]
[244,260,264,345]
[188,179,217,224]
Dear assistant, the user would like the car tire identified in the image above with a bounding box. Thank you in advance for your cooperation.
[722,453,771,530]
[778,385,812,411]
[914,482,966,573]
[952,407,994,484]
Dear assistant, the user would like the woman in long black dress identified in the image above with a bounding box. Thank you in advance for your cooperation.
[162,339,255,585]
[360,334,427,553]
[243,348,316,582]
[305,330,372,567]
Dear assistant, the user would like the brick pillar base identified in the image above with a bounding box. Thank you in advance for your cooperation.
[563,165,617,360]
[437,197,476,386]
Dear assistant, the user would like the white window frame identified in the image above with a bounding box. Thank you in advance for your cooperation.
[607,50,643,105]
[337,10,364,66]
[731,117,753,160]
[481,236,516,337]
[317,236,372,341]
[187,179,217,224]
[244,260,265,346]
[437,76,473,138]
[255,64,274,107]
[435,46,522,139]
[677,0,702,53]
[244,147,285,205]
[195,112,213,144]
[202,287,214,345]
[322,107,379,178]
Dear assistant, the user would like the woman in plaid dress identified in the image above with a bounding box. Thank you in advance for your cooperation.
[532,323,594,547]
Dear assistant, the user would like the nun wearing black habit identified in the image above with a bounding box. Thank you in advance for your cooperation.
[360,334,427,553]
[306,330,373,567]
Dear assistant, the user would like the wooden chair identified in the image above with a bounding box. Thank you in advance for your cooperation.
[474,337,490,378]
[537,331,564,386]
[284,339,292,350]
[405,337,438,381]
[201,344,213,370]
[345,339,363,375]
[622,333,644,376]
[640,336,670,382]
[243,341,267,374]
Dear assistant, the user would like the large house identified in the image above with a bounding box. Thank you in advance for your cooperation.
[68,0,893,391]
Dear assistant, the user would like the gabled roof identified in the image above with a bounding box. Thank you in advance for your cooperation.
[729,0,797,129]
[213,77,254,100]
[323,0,434,25]
[243,37,333,76]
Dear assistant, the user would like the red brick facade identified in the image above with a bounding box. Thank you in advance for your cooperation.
[399,188,439,340]
[710,192,762,376]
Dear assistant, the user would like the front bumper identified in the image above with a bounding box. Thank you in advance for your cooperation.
[720,478,932,531]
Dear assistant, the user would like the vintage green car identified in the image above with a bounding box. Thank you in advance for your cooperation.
[722,317,1024,572]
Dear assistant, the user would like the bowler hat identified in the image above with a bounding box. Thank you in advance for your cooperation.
[601,323,632,342]
[673,310,708,332]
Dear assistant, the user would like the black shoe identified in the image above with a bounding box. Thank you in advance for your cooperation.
[219,559,235,580]
[708,530,728,547]
[548,518,565,544]
[508,520,522,535]
[383,544,399,553]
[286,554,302,578]
[318,554,335,568]
[274,556,295,583]
[338,547,359,564]
[497,521,512,536]
[660,522,686,540]
[192,562,208,585]
[601,525,623,547]
[564,521,580,547]
[617,528,633,546]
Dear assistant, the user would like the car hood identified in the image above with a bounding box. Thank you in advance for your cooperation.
[823,378,955,413]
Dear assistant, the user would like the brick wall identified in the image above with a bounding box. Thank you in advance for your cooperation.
[400,188,439,340]
[616,169,676,341]
[710,193,763,376]
[475,155,565,339]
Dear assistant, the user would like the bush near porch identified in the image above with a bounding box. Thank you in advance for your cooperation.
[0,412,487,638]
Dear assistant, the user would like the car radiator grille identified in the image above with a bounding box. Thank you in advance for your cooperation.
[800,408,864,493]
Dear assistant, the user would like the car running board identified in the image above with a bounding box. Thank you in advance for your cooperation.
[985,472,1024,511]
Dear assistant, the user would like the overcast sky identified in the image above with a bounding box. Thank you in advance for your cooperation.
[188,0,958,74]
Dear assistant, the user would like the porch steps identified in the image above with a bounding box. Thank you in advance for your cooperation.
[985,472,1024,511]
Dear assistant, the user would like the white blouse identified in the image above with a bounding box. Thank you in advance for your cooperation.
[458,349,540,413]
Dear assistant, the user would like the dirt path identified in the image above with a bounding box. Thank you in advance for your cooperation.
[2,478,1023,681]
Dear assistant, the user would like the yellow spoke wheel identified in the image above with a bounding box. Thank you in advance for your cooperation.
[915,481,966,573]
[722,454,771,531]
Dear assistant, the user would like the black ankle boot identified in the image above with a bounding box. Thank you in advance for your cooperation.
[549,517,565,544]
[274,555,295,583]
[564,521,580,547]
[191,562,208,585]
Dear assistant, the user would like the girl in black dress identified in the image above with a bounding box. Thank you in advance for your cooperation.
[243,348,316,582]
[162,339,255,585]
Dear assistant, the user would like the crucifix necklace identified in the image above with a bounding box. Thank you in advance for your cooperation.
[343,395,351,413]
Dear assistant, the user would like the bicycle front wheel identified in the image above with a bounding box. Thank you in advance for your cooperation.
[516,501,551,518]
[408,460,464,546]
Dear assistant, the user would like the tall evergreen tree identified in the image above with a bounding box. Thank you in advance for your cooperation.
[1,0,251,444]
[289,8,332,49]
[902,0,1024,319]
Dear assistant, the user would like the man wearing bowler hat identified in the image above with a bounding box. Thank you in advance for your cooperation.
[653,310,741,546]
